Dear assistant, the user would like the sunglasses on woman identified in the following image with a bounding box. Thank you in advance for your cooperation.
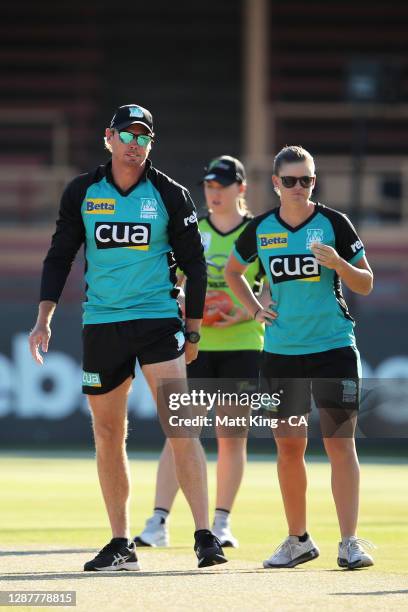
[118,131,152,147]
[280,176,314,188]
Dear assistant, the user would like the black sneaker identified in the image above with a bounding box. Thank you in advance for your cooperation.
[194,529,228,568]
[84,539,140,571]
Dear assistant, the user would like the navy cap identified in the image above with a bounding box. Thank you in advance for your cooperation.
[110,104,154,135]
[203,155,246,186]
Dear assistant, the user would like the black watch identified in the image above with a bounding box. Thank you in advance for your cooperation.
[185,331,201,344]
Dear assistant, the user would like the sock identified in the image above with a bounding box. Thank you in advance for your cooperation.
[297,532,309,543]
[111,537,129,546]
[214,508,230,524]
[154,507,170,521]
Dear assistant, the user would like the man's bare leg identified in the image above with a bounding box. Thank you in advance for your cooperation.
[141,432,247,544]
[143,356,209,530]
[153,436,247,516]
[148,435,247,514]
[88,376,133,538]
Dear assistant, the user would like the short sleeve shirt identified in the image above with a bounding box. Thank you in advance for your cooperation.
[234,203,365,355]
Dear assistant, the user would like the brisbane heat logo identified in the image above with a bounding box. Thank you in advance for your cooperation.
[269,255,320,283]
[140,198,158,220]
[94,222,151,250]
[306,228,323,250]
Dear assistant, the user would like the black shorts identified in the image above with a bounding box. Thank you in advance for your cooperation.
[186,350,261,433]
[187,350,261,379]
[260,346,361,417]
[82,318,184,395]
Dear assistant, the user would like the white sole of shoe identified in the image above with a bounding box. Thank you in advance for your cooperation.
[337,557,374,570]
[94,561,141,571]
[133,537,169,548]
[263,548,320,569]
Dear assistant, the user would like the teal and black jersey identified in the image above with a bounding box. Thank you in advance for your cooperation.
[40,160,206,324]
[234,202,366,355]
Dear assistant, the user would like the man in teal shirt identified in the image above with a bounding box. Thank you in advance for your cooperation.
[29,104,227,571]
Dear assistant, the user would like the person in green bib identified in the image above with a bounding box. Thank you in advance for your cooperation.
[134,156,265,548]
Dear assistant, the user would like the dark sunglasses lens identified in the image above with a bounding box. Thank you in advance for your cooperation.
[136,135,151,147]
[299,176,313,187]
[119,131,135,144]
[281,176,297,188]
[281,176,313,188]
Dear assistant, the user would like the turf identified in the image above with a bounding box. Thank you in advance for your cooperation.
[0,452,407,574]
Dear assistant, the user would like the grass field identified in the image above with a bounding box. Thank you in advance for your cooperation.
[0,452,407,611]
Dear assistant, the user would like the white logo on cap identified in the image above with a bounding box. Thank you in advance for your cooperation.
[129,106,144,118]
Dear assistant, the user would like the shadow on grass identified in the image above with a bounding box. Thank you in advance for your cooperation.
[331,590,408,596]
[0,550,97,556]
[0,546,200,557]
[0,568,269,580]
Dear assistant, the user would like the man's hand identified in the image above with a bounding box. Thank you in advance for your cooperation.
[310,242,341,270]
[29,322,51,365]
[29,301,56,364]
[184,341,199,365]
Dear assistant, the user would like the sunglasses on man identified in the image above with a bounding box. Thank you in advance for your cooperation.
[280,176,315,188]
[117,131,153,147]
